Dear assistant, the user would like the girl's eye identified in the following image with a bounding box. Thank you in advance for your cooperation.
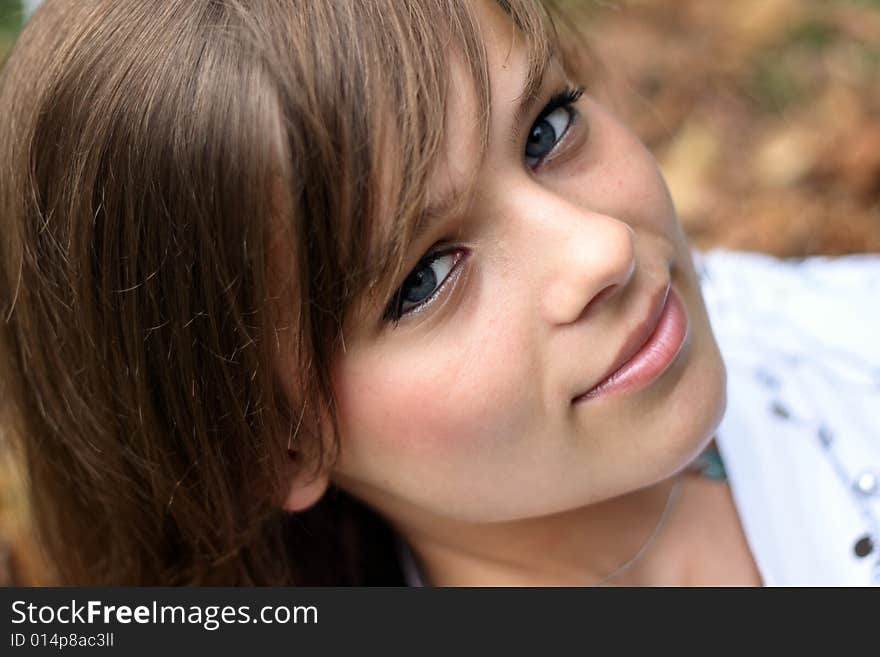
[385,249,466,322]
[525,107,572,165]
[525,86,584,168]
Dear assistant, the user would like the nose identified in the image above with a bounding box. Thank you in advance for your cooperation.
[538,207,636,326]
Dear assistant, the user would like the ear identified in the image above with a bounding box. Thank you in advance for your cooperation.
[282,464,330,512]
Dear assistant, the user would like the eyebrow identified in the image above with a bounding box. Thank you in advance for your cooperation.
[414,183,472,247]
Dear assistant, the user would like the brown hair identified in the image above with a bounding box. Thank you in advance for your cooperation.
[0,0,592,585]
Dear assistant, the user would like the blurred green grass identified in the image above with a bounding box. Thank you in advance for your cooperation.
[0,0,24,61]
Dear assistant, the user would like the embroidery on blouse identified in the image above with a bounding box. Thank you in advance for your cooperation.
[698,250,880,584]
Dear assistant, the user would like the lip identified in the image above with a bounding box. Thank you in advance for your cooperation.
[572,284,688,403]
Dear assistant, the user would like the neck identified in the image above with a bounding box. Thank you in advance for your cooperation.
[398,471,700,587]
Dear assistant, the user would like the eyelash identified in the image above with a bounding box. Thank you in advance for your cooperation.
[382,85,585,324]
[383,248,468,325]
[525,85,585,169]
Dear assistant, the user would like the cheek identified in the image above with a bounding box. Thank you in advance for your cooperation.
[332,316,542,471]
[606,153,677,235]
[565,102,680,235]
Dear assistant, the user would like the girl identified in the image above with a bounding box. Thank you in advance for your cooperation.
[1,0,878,586]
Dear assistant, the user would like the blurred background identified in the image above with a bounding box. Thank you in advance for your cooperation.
[0,0,878,585]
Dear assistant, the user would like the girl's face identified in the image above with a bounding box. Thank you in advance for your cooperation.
[326,2,726,532]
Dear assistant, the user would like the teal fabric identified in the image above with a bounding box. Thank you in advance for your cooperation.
[692,446,727,481]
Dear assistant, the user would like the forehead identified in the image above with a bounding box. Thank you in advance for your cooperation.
[398,2,555,230]
[351,0,556,318]
[428,1,542,209]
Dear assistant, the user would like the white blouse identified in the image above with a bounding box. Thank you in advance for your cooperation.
[698,248,880,586]
[398,249,880,586]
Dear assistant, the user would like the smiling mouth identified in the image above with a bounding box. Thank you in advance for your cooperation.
[572,283,689,403]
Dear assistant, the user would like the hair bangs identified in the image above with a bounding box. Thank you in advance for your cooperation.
[250,1,564,331]
[357,0,566,320]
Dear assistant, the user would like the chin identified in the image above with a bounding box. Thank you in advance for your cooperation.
[627,286,728,488]
[660,249,728,470]
[669,322,728,475]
